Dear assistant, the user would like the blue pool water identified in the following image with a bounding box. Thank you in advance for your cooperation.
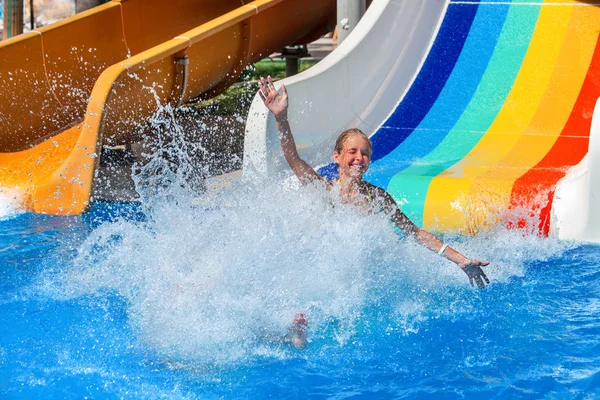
[1,180,600,399]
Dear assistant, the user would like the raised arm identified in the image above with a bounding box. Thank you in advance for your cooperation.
[377,189,490,289]
[258,76,322,185]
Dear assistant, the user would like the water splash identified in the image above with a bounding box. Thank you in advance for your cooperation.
[0,187,25,220]
[43,168,575,367]
[37,95,576,367]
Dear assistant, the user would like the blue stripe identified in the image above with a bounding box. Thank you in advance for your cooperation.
[369,2,480,163]
[367,2,510,188]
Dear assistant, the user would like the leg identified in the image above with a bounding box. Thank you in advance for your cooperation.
[287,313,308,349]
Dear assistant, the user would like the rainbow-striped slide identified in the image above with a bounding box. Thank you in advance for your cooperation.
[244,0,600,241]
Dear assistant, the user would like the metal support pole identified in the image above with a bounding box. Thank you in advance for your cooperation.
[285,57,299,77]
[29,0,34,30]
[336,0,366,44]
[281,45,309,77]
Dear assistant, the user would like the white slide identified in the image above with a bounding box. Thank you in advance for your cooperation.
[243,0,600,243]
[552,99,600,242]
[243,0,448,179]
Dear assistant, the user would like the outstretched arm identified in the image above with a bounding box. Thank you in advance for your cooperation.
[258,76,322,185]
[383,193,490,289]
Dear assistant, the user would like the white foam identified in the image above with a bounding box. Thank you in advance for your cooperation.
[46,171,576,366]
[0,188,25,220]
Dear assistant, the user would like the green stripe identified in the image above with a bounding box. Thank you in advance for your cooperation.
[387,4,542,227]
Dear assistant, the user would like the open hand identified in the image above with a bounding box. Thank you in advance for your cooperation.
[459,259,490,289]
[258,75,288,119]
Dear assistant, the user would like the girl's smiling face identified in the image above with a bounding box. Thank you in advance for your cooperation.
[333,134,372,178]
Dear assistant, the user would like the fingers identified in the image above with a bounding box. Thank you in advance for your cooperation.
[258,75,282,104]
[470,260,489,267]
[474,262,490,288]
[258,76,276,104]
[267,75,276,91]
[465,265,490,289]
[474,275,485,289]
[482,270,490,285]
[257,77,268,100]
[461,259,491,289]
[472,267,490,289]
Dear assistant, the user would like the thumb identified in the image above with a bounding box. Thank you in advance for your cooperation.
[281,83,288,96]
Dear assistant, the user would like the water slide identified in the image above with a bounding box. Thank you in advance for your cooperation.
[0,0,335,215]
[244,0,600,242]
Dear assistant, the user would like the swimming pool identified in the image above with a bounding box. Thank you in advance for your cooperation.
[2,180,599,398]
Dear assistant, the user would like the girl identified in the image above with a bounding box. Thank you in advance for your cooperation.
[258,76,489,348]
[257,76,489,289]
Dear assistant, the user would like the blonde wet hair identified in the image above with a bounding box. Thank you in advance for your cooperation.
[334,128,372,156]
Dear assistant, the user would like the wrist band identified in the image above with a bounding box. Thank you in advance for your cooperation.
[438,243,449,255]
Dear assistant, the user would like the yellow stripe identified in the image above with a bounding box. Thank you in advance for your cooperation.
[424,2,574,232]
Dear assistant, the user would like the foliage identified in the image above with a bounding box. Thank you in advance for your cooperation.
[241,58,319,81]
[181,82,258,117]
[182,57,317,117]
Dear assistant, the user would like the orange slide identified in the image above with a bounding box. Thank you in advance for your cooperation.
[0,0,335,215]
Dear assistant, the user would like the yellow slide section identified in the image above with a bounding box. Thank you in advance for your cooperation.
[0,0,335,214]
